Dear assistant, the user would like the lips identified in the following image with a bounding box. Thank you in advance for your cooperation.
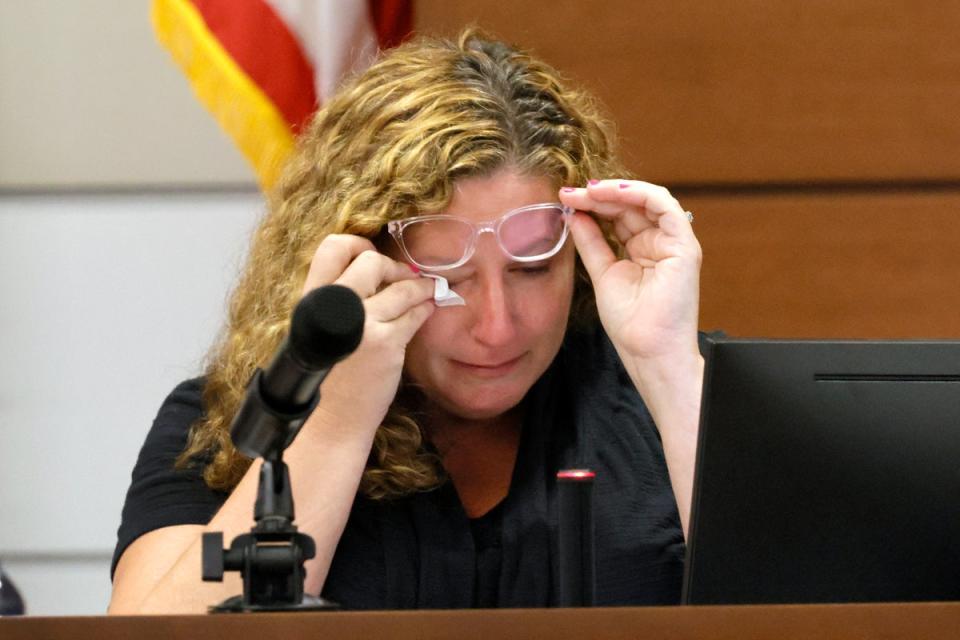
[451,354,525,377]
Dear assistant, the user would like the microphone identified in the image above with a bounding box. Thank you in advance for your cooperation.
[557,469,596,607]
[230,284,365,459]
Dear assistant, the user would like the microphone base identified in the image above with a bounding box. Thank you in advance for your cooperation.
[209,593,340,613]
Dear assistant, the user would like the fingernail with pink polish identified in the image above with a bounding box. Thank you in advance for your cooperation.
[562,187,576,192]
[409,263,420,274]
[588,179,600,185]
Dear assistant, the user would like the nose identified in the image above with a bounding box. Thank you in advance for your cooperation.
[468,269,517,348]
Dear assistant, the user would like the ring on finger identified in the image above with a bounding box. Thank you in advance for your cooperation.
[652,210,694,228]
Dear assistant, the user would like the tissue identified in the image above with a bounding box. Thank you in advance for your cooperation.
[420,273,465,307]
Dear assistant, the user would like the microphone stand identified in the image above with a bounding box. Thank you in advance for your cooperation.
[200,371,338,612]
[200,284,363,612]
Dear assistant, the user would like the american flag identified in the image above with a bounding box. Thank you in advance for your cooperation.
[152,0,412,188]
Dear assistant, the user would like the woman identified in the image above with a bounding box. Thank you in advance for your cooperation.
[109,29,703,613]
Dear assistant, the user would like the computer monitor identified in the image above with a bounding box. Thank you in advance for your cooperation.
[683,338,960,604]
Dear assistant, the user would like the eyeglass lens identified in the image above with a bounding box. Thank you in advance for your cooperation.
[401,218,473,268]
[499,207,566,258]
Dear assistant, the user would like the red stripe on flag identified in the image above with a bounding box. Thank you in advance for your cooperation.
[192,0,318,133]
[368,0,413,50]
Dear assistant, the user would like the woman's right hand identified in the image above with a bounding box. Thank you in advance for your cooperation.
[300,234,436,437]
[109,235,433,615]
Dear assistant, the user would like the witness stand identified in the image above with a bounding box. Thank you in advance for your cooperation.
[3,602,960,640]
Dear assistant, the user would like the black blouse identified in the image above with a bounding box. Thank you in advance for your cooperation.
[113,323,687,608]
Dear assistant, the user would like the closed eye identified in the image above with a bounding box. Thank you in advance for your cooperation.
[511,262,550,275]
[441,268,474,286]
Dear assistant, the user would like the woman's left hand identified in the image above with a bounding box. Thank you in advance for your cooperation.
[559,179,703,536]
[559,179,702,367]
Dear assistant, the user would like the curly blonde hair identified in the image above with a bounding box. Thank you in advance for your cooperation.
[178,28,628,499]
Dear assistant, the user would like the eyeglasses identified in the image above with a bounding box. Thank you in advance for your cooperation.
[387,202,573,271]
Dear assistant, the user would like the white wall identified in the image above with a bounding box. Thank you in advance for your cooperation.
[0,191,263,614]
[0,0,270,614]
[0,1,253,188]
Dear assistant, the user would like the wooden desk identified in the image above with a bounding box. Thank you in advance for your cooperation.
[3,602,959,640]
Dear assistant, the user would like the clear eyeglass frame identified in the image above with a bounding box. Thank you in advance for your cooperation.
[386,202,574,272]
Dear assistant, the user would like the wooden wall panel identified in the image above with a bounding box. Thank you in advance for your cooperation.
[415,1,960,339]
[686,190,960,338]
[414,1,960,185]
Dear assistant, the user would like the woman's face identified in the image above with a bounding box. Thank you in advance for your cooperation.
[398,168,576,422]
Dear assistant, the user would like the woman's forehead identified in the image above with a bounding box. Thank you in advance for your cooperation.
[443,170,557,217]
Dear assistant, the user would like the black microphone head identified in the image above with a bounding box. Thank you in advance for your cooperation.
[289,285,365,370]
